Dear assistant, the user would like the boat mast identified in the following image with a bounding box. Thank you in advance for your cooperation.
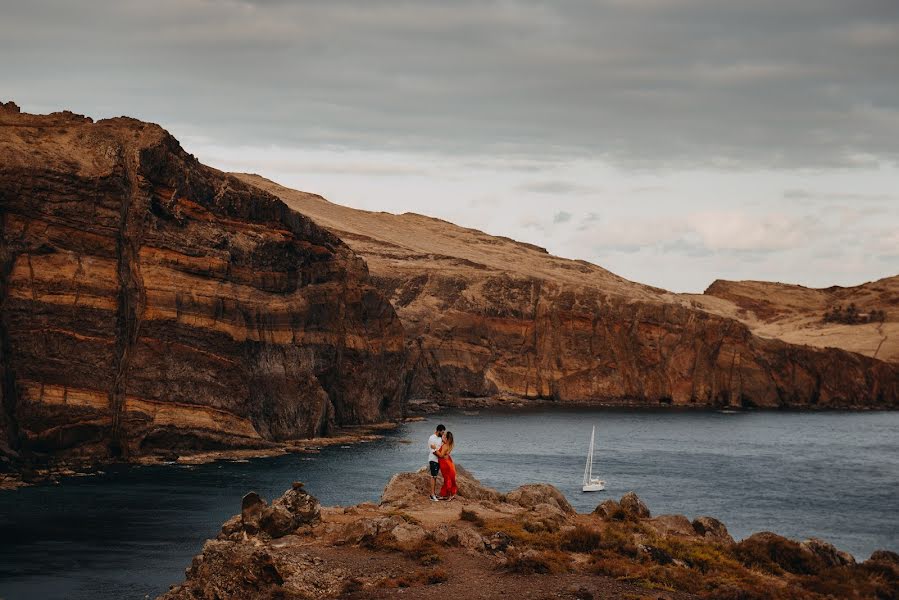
[584,426,595,485]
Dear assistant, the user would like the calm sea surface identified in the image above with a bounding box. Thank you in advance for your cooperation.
[0,409,897,600]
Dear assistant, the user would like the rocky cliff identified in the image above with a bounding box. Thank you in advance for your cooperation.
[236,175,899,409]
[0,103,405,463]
[160,470,898,599]
[680,276,899,364]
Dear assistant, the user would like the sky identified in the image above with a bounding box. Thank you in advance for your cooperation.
[2,0,898,292]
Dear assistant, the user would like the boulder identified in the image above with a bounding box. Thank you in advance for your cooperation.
[272,482,321,525]
[505,484,574,514]
[692,516,734,544]
[339,515,405,545]
[259,504,295,538]
[801,538,855,567]
[522,502,571,533]
[431,524,486,551]
[593,499,621,520]
[239,483,321,539]
[240,492,267,534]
[868,549,899,565]
[619,492,651,519]
[647,514,695,538]
[391,522,428,546]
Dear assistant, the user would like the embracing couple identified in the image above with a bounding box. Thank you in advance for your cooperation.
[427,424,457,502]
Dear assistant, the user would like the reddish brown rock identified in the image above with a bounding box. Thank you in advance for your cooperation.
[0,105,405,462]
[237,174,899,410]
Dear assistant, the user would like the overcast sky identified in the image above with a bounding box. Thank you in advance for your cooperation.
[3,0,898,292]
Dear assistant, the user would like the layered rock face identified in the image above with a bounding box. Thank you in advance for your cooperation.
[0,103,405,461]
[237,174,899,409]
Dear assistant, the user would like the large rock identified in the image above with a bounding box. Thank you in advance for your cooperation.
[505,484,574,514]
[0,104,405,463]
[593,499,621,520]
[868,550,899,565]
[244,172,899,411]
[692,516,734,544]
[801,538,855,567]
[238,483,321,538]
[240,492,267,534]
[432,524,485,551]
[647,514,695,538]
[521,503,571,533]
[619,492,651,519]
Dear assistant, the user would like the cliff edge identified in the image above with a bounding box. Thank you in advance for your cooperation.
[0,102,405,465]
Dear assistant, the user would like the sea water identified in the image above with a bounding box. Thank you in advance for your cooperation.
[0,408,897,600]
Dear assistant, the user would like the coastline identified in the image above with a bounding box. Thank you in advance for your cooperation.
[5,399,894,491]
[408,395,899,415]
[0,420,410,492]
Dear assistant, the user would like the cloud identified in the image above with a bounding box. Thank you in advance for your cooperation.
[687,211,812,252]
[553,211,573,224]
[520,180,599,195]
[3,0,899,168]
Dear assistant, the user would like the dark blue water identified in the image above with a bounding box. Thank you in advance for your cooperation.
[1,409,897,600]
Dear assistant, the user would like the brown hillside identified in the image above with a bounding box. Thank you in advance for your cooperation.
[236,173,898,409]
[676,278,899,363]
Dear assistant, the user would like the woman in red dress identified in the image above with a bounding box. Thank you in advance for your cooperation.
[436,431,457,500]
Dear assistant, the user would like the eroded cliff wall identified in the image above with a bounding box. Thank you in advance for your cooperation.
[239,174,899,409]
[0,103,405,461]
[384,273,898,408]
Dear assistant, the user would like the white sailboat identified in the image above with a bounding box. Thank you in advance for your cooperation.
[582,425,606,492]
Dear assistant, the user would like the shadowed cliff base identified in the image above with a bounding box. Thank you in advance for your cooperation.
[161,468,898,600]
[237,174,899,411]
[0,102,405,472]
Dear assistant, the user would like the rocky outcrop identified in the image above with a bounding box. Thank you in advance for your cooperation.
[236,482,321,538]
[380,464,502,508]
[0,103,405,463]
[505,483,575,514]
[619,491,651,519]
[161,471,897,600]
[238,174,899,409]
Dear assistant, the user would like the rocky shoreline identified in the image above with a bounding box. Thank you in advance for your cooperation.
[160,467,897,600]
[0,421,402,491]
[407,395,899,415]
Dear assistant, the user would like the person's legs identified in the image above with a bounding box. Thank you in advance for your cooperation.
[428,461,440,500]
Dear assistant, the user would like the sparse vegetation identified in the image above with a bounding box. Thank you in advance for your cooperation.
[459,508,485,527]
[504,549,571,574]
[378,567,448,588]
[823,303,886,325]
[561,525,603,553]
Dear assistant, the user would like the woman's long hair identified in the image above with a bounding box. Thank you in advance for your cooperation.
[443,431,454,454]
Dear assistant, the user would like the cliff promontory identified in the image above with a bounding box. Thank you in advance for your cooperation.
[237,175,899,409]
[0,102,405,464]
[160,470,898,599]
